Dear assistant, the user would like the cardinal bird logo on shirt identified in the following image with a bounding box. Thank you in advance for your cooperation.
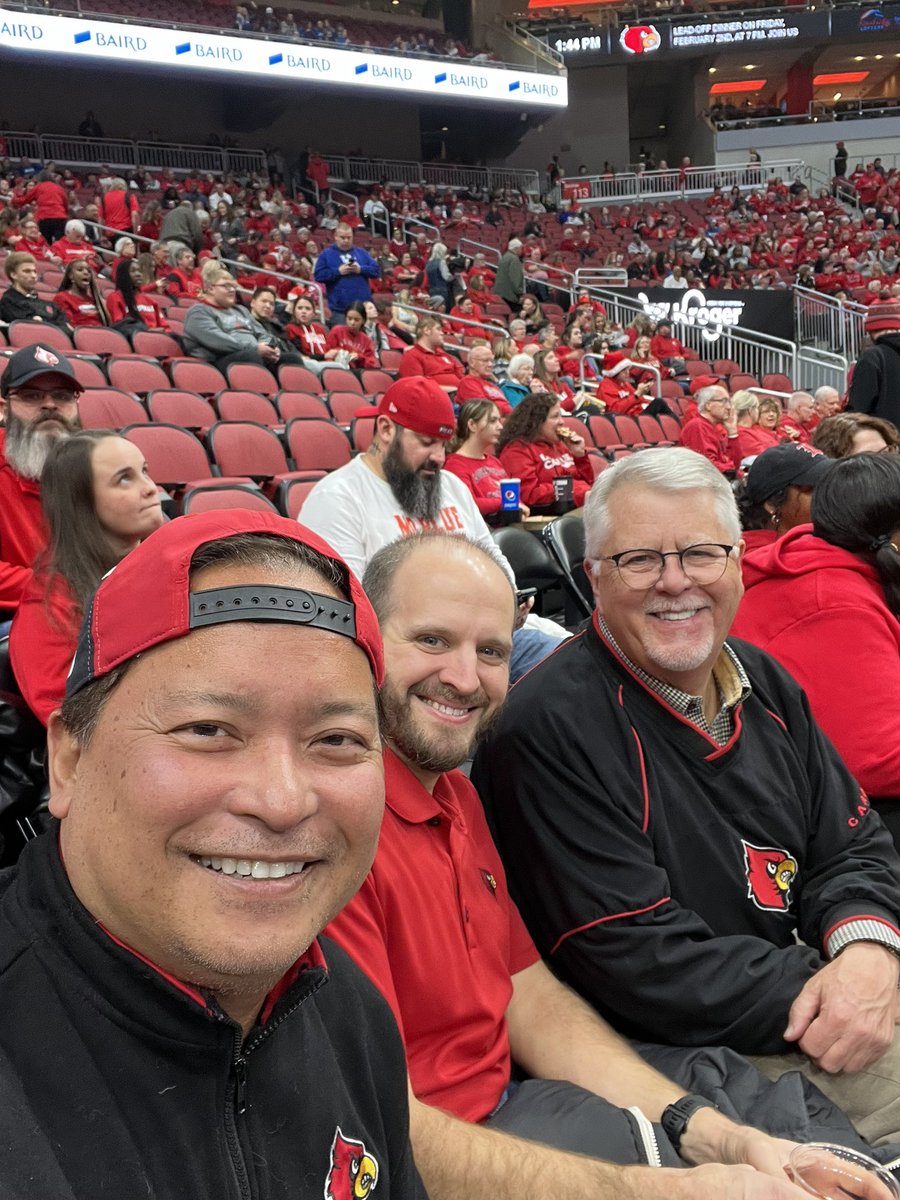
[324,1128,380,1200]
[619,24,661,54]
[742,840,798,912]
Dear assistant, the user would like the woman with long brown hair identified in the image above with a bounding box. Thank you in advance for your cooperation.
[497,392,593,513]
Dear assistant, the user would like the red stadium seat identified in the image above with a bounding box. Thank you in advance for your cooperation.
[360,369,395,396]
[122,423,242,495]
[73,327,132,356]
[713,359,742,376]
[132,331,183,359]
[170,359,228,395]
[636,414,673,446]
[658,414,683,443]
[278,364,324,394]
[586,415,626,454]
[350,415,376,453]
[206,421,311,497]
[328,392,371,426]
[65,355,107,388]
[684,360,714,378]
[275,392,330,421]
[226,362,279,396]
[78,388,148,430]
[8,321,73,352]
[147,390,217,434]
[321,368,363,395]
[284,419,352,472]
[729,374,759,393]
[181,484,278,515]
[611,415,651,449]
[379,350,404,372]
[108,356,170,396]
[278,476,326,520]
[761,374,793,394]
[216,390,280,427]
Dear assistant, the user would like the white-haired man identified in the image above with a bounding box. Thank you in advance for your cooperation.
[476,447,900,1148]
[780,392,817,445]
[679,385,742,477]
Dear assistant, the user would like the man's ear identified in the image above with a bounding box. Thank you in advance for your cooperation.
[46,711,83,820]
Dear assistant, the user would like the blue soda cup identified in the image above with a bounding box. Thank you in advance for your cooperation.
[499,479,520,511]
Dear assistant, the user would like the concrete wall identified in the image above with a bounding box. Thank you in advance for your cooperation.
[498,64,630,175]
[716,116,900,180]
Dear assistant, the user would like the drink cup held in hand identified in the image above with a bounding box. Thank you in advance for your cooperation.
[553,476,574,506]
[786,1143,900,1199]
[499,479,520,512]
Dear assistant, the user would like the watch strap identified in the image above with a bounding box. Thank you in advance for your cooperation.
[660,1093,717,1153]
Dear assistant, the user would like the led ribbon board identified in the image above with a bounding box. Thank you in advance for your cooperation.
[0,8,568,107]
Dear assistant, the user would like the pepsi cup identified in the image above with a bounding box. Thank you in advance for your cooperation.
[499,478,520,512]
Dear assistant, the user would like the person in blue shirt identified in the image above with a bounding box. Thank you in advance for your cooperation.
[314,223,381,324]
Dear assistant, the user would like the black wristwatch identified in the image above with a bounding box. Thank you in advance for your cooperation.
[661,1094,718,1154]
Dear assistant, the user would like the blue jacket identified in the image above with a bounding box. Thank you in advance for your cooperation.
[314,244,381,314]
[500,379,530,408]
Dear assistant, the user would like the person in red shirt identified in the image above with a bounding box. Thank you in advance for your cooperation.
[497,392,594,513]
[598,352,653,416]
[107,260,171,331]
[50,220,101,271]
[679,384,743,477]
[453,344,512,416]
[164,246,203,300]
[650,320,687,373]
[732,392,780,460]
[447,294,486,336]
[397,316,465,392]
[323,301,378,370]
[779,391,816,444]
[13,170,70,243]
[98,179,140,236]
[285,294,331,372]
[444,399,527,519]
[12,216,60,263]
[53,261,108,328]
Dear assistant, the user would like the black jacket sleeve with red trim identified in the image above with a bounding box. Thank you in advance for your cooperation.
[473,630,900,1055]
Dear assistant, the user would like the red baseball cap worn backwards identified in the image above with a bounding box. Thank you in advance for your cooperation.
[65,510,384,698]
[355,377,456,440]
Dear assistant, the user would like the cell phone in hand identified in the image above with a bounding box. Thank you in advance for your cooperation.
[516,588,537,606]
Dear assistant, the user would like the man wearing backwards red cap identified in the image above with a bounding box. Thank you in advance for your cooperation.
[846,299,900,429]
[0,343,83,616]
[301,377,568,680]
[0,510,424,1199]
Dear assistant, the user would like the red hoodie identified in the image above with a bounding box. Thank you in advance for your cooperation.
[732,525,900,800]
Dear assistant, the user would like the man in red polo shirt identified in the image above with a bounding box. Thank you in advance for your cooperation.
[679,383,743,477]
[0,344,83,614]
[326,531,835,1200]
[779,391,816,444]
[397,315,464,392]
[454,343,511,415]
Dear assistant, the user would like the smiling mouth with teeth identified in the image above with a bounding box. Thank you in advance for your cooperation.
[193,856,309,880]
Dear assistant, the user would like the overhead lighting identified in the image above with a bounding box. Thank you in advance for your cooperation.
[710,79,767,94]
[833,91,842,100]
[708,66,717,74]
[743,63,756,70]
[813,71,870,85]
[441,125,448,132]
[853,55,864,61]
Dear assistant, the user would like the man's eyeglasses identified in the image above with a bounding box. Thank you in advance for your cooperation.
[213,282,238,292]
[9,388,79,407]
[600,543,736,590]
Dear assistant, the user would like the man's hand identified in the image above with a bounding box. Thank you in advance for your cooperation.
[670,1163,811,1200]
[682,1104,795,1182]
[256,340,280,363]
[784,944,899,1072]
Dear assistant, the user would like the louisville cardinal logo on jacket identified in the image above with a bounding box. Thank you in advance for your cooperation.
[742,840,798,912]
[324,1127,380,1200]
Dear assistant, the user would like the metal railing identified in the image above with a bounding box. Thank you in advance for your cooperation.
[574,266,628,289]
[322,154,542,196]
[552,160,803,207]
[793,285,866,363]
[498,17,565,70]
[2,130,268,179]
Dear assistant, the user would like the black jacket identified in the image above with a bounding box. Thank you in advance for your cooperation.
[0,833,425,1200]
[0,287,71,330]
[846,332,900,428]
[474,620,900,1055]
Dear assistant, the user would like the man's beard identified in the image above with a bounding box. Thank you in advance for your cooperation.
[3,407,82,481]
[382,435,442,522]
[378,679,499,776]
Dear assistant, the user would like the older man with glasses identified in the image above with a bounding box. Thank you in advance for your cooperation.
[0,344,82,617]
[476,447,900,1151]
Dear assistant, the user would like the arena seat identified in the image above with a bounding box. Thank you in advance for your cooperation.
[73,327,132,357]
[636,414,675,446]
[328,392,371,426]
[350,415,376,453]
[181,484,278,516]
[122,423,244,497]
[492,525,563,617]
[108,356,170,396]
[278,364,324,395]
[729,373,760,393]
[586,415,626,455]
[275,392,330,422]
[285,419,352,472]
[132,331,183,359]
[216,390,281,427]
[379,350,405,373]
[360,369,395,396]
[8,321,73,352]
[64,356,108,388]
[713,359,742,376]
[206,420,312,497]
[658,414,683,443]
[78,388,148,430]
[610,415,651,450]
[226,362,279,396]
[277,474,328,520]
[147,390,218,434]
[762,374,794,394]
[321,368,364,396]
[542,515,593,622]
[170,360,228,395]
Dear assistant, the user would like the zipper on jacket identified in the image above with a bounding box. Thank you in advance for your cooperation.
[225,1026,252,1200]
[627,1106,663,1167]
